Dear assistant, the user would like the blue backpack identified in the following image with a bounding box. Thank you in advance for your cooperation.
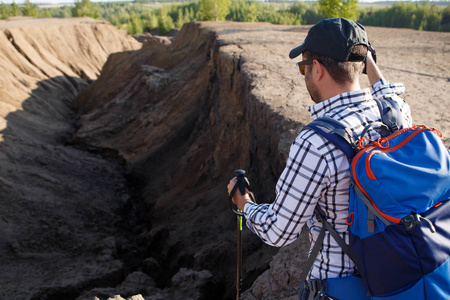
[303,99,450,299]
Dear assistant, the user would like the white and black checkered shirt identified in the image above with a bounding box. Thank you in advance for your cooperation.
[244,79,412,280]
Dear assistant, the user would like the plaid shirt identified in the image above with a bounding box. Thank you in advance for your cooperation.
[244,79,412,280]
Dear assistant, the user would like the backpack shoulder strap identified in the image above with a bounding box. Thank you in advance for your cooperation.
[373,98,404,133]
[304,117,358,161]
[300,206,357,281]
[305,98,404,159]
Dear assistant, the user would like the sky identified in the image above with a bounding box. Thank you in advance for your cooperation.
[2,0,134,4]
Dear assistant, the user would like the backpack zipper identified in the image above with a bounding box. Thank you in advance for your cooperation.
[365,127,431,180]
[351,126,439,224]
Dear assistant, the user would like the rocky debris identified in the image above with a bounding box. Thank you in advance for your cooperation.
[170,268,215,299]
[76,272,156,300]
[242,230,310,300]
[94,295,145,300]
[0,16,449,300]
[132,32,173,45]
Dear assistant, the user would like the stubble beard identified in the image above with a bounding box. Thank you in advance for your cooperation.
[305,70,321,104]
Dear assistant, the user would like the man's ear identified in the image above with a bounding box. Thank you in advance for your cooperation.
[313,59,326,80]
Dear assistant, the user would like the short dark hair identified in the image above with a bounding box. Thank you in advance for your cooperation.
[304,45,368,84]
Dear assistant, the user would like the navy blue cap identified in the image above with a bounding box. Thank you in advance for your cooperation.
[289,18,369,61]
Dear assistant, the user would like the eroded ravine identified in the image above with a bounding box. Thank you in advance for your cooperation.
[71,22,288,299]
[0,18,291,299]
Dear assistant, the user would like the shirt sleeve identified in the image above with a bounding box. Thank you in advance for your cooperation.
[243,131,330,247]
[371,78,405,98]
[371,78,412,128]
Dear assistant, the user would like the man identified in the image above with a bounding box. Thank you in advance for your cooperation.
[228,18,412,299]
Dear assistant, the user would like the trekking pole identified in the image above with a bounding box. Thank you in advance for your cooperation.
[236,200,243,300]
[229,169,252,300]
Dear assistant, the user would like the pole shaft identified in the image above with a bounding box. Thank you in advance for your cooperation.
[236,215,242,300]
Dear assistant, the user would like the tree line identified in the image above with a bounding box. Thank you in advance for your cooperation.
[0,0,449,34]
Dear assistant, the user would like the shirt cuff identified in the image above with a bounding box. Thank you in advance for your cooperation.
[243,201,266,219]
[371,78,405,98]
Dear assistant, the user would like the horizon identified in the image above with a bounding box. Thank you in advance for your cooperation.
[2,0,449,5]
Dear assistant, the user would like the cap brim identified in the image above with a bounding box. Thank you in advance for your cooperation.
[289,44,306,59]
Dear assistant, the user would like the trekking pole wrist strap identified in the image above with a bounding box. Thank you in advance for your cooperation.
[229,181,245,216]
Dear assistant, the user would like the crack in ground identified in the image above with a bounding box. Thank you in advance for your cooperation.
[4,29,52,79]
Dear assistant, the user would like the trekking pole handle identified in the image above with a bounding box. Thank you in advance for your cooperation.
[230,169,250,216]
[235,169,249,195]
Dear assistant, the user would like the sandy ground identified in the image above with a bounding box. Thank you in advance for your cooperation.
[203,21,450,147]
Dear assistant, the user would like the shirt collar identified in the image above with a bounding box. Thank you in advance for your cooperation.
[308,88,372,120]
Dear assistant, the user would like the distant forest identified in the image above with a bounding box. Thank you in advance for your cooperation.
[1,0,449,34]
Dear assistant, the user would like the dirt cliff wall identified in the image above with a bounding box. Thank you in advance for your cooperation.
[0,17,142,300]
[72,22,294,299]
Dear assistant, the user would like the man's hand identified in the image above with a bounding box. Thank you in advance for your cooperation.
[228,178,253,212]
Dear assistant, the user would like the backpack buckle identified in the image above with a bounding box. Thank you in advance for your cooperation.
[402,213,436,233]
[402,213,420,231]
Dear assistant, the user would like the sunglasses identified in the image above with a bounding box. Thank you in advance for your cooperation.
[296,59,330,75]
